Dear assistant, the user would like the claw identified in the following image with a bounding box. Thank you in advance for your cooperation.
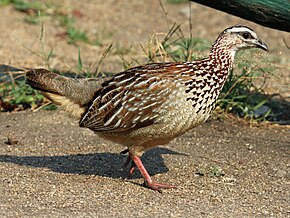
[129,164,135,176]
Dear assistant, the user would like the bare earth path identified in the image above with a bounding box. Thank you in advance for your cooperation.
[0,111,289,217]
[0,1,290,217]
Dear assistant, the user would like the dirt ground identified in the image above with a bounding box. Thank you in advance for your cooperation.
[1,111,289,217]
[0,1,290,217]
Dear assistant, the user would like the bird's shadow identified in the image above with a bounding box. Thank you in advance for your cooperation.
[0,147,187,179]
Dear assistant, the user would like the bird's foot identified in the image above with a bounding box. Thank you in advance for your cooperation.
[130,154,177,192]
[143,180,177,192]
[122,150,177,191]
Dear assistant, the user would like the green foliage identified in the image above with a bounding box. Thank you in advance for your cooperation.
[196,165,224,177]
[0,79,44,111]
[0,0,12,6]
[59,15,89,44]
[4,0,91,45]
[10,0,45,12]
[217,51,273,123]
[0,0,43,10]
[208,166,224,177]
[4,0,52,24]
[67,25,89,44]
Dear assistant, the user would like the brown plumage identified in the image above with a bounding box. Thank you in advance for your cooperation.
[26,25,268,191]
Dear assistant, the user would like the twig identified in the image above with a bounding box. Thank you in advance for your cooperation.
[158,0,170,30]
[32,101,52,112]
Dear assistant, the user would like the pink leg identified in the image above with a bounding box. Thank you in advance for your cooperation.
[130,154,177,191]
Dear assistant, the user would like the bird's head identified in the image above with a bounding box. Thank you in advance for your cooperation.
[212,25,268,56]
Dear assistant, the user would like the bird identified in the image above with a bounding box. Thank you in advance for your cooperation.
[26,25,268,191]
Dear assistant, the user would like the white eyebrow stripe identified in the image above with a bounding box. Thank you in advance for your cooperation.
[228,27,256,36]
[228,27,251,33]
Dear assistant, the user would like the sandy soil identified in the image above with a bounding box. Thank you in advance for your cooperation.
[0,1,289,217]
[0,111,289,217]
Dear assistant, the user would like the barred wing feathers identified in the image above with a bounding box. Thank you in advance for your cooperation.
[79,63,189,132]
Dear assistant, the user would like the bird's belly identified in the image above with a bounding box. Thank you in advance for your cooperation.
[155,89,212,135]
[96,88,213,154]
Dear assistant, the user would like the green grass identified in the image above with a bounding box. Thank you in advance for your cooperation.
[58,15,89,44]
[2,0,51,24]
[0,0,10,5]
[3,0,116,46]
[66,22,89,44]
[196,165,224,177]
[208,166,224,177]
[0,0,45,11]
[3,0,92,45]
[0,80,44,111]
[216,50,274,123]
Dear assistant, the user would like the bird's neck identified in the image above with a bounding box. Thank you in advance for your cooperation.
[209,42,236,73]
[200,40,237,89]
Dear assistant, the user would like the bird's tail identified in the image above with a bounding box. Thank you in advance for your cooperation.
[26,69,104,118]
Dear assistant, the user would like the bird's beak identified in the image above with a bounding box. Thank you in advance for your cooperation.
[254,39,268,51]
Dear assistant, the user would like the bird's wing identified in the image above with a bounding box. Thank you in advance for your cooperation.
[79,63,188,132]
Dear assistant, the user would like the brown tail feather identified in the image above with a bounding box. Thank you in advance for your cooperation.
[26,69,104,118]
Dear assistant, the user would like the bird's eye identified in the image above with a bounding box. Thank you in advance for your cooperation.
[242,32,250,39]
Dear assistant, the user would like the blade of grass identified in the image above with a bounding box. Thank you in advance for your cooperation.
[94,43,113,76]
[77,47,83,72]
